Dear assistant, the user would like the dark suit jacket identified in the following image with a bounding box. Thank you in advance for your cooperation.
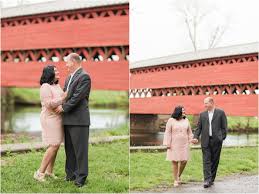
[194,108,227,147]
[62,68,91,126]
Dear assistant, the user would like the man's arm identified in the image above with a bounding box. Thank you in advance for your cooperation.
[221,110,228,140]
[62,75,91,113]
[193,113,202,140]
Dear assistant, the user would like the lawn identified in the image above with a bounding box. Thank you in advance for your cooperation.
[130,147,258,191]
[1,140,129,193]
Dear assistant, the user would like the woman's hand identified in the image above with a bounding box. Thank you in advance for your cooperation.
[191,138,199,144]
[55,105,64,114]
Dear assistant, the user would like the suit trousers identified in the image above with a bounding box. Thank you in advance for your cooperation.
[64,125,89,184]
[201,136,222,182]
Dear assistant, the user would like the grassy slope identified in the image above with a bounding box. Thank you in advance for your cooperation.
[1,140,129,193]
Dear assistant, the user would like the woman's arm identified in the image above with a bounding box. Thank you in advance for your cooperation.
[163,118,173,148]
[40,84,64,109]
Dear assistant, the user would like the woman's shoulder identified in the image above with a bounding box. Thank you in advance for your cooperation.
[41,83,50,87]
[55,84,64,92]
[40,83,52,91]
[183,117,190,123]
[168,117,176,122]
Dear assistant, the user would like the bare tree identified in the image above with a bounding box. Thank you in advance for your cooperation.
[175,0,228,51]
[208,24,228,48]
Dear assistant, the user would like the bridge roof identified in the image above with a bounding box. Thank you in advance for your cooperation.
[130,42,259,69]
[1,0,129,19]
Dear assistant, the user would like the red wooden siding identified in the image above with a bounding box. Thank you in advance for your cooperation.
[1,16,128,50]
[130,61,257,89]
[1,61,128,90]
[130,95,258,116]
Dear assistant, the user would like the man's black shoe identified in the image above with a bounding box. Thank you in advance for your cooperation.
[65,176,76,181]
[203,181,212,188]
[74,180,88,188]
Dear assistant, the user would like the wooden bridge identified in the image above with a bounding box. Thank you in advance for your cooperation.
[1,0,129,90]
[130,43,258,117]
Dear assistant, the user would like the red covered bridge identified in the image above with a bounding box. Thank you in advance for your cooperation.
[1,0,129,90]
[130,43,258,123]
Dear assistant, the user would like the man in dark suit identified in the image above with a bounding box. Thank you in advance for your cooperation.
[192,97,227,188]
[55,53,91,187]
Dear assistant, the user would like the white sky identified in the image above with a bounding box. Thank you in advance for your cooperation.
[130,0,259,62]
[1,0,258,63]
[0,0,55,7]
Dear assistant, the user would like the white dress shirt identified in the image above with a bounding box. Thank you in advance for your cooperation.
[208,109,215,136]
[66,67,82,91]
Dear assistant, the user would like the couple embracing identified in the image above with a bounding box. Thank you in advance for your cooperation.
[163,97,228,188]
[33,53,91,187]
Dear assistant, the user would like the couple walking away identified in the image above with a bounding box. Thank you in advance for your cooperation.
[34,53,91,187]
[163,97,228,188]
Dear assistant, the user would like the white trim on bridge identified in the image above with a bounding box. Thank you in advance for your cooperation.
[1,0,129,19]
[130,42,259,69]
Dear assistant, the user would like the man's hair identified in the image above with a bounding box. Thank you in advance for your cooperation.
[65,53,81,64]
[205,97,214,103]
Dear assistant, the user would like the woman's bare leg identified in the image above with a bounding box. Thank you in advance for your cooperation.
[179,160,187,178]
[46,145,59,173]
[39,145,59,173]
[172,161,179,181]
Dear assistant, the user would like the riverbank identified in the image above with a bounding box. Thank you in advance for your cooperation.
[8,88,129,108]
[187,115,258,132]
[1,135,129,155]
[130,146,258,191]
[1,139,129,193]
[1,123,129,145]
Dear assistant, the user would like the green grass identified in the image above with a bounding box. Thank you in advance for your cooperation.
[227,116,258,130]
[91,123,129,138]
[10,88,40,105]
[1,140,129,193]
[89,90,128,108]
[130,147,258,191]
[9,88,128,108]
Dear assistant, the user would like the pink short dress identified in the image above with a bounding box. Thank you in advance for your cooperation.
[163,118,193,161]
[40,83,64,146]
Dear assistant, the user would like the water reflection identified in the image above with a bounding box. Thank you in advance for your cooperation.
[1,105,128,135]
[130,132,259,147]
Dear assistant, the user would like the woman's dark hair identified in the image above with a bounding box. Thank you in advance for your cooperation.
[40,65,58,85]
[171,105,186,120]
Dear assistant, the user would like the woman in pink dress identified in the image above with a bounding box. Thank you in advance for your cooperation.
[34,65,67,182]
[163,106,194,187]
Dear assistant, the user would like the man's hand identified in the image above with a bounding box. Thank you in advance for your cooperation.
[191,138,199,144]
[55,106,64,114]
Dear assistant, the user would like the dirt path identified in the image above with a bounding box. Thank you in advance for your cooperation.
[164,174,258,193]
[132,173,258,193]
